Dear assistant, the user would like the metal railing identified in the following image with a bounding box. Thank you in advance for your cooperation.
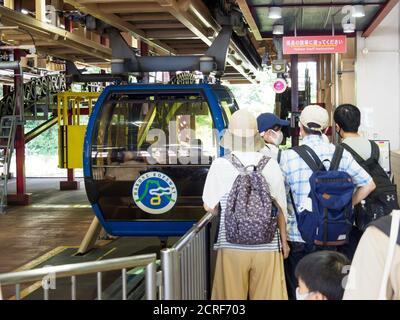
[0,212,216,300]
[160,212,217,300]
[0,253,156,300]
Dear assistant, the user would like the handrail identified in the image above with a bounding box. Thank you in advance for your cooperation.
[0,254,156,286]
[161,211,216,299]
[173,212,215,251]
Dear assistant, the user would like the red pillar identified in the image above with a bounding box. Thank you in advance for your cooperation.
[291,54,300,147]
[8,0,31,205]
[60,16,79,190]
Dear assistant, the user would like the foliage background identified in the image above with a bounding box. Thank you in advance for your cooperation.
[25,120,59,156]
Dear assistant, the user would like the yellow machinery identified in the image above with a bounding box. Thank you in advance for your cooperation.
[57,92,99,169]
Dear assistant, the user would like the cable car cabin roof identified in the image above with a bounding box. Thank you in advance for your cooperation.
[96,83,230,94]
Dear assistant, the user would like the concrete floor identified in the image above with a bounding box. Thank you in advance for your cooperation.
[0,178,93,274]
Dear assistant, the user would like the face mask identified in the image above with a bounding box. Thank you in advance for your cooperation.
[296,287,312,300]
[269,130,284,146]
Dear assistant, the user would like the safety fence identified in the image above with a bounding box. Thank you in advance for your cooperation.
[0,254,156,300]
[158,212,216,300]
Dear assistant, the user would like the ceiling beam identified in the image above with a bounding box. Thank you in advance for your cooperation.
[97,3,164,14]
[0,6,112,62]
[250,2,384,8]
[362,0,399,37]
[134,23,184,29]
[168,43,207,49]
[261,30,358,38]
[65,0,176,54]
[120,13,175,21]
[78,0,152,3]
[157,0,258,83]
[236,0,262,41]
[146,29,199,39]
[176,48,205,54]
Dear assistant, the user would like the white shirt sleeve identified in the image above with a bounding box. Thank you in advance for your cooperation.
[343,227,389,300]
[202,158,230,209]
[263,158,288,221]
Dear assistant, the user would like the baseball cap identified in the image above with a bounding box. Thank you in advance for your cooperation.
[257,113,290,134]
[300,105,329,132]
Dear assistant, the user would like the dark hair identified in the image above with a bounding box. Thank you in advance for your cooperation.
[303,122,322,136]
[295,251,350,300]
[334,104,361,133]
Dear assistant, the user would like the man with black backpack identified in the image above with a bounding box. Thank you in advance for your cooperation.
[279,105,376,300]
[334,104,399,232]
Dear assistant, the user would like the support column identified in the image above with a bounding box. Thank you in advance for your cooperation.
[8,0,31,205]
[35,0,46,23]
[139,41,150,83]
[4,0,14,9]
[332,53,341,144]
[7,45,31,204]
[60,17,80,191]
[291,54,299,147]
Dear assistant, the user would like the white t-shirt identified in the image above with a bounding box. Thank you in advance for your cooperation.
[202,151,287,251]
[342,137,384,164]
[259,143,280,160]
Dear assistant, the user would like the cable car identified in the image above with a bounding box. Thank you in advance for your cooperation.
[83,83,238,236]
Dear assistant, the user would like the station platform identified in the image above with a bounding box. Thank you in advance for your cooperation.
[0,178,177,300]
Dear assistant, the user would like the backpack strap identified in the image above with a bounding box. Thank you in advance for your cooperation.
[302,145,327,170]
[256,156,271,171]
[329,145,344,171]
[289,189,298,217]
[225,153,245,171]
[369,140,380,162]
[277,149,282,164]
[341,143,365,164]
[292,145,323,172]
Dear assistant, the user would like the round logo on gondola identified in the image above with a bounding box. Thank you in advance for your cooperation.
[132,172,177,214]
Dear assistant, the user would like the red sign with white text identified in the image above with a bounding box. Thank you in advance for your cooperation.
[283,36,347,55]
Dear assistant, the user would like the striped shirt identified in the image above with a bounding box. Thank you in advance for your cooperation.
[279,135,373,243]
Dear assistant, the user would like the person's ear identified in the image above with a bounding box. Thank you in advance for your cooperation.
[299,123,305,137]
[335,124,341,134]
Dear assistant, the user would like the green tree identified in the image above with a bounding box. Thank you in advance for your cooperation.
[24,120,59,156]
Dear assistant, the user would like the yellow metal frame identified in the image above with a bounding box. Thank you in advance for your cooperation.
[57,92,100,169]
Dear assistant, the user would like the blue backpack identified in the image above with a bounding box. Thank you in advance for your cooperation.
[291,145,355,246]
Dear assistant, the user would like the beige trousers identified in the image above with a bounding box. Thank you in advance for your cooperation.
[211,249,288,300]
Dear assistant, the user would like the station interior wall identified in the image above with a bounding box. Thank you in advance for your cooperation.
[355,3,400,151]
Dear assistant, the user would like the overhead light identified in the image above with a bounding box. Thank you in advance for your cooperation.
[268,7,282,19]
[21,8,29,15]
[343,23,355,33]
[352,5,365,18]
[273,24,284,35]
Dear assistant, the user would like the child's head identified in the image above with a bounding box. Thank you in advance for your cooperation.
[295,251,350,300]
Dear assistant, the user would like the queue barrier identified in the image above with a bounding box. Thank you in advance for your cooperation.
[158,212,216,300]
[0,254,157,300]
